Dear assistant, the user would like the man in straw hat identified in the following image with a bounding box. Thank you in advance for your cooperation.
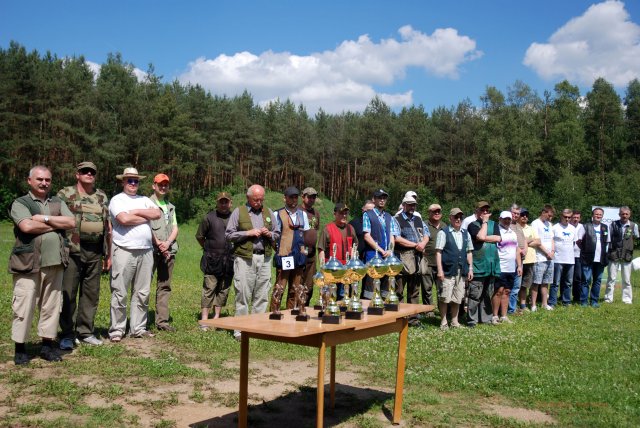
[108,167,161,342]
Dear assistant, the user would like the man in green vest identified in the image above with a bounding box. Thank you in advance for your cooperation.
[57,161,111,350]
[9,165,75,365]
[226,184,279,341]
[150,173,179,332]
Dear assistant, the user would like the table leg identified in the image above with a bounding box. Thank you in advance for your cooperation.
[330,346,336,408]
[317,340,326,428]
[393,318,409,424]
[239,334,249,428]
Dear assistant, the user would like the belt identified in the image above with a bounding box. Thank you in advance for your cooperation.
[253,249,265,255]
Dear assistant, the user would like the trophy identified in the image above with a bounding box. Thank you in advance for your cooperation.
[366,249,389,315]
[320,243,346,324]
[338,251,352,313]
[312,271,325,311]
[384,244,403,311]
[345,246,367,320]
[269,281,285,320]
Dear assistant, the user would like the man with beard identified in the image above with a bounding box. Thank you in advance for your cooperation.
[579,208,608,307]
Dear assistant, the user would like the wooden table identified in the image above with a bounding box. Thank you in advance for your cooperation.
[201,302,433,428]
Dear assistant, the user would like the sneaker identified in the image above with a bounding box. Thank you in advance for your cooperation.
[440,324,449,331]
[199,325,210,331]
[491,316,500,325]
[14,352,30,366]
[591,302,600,308]
[59,337,74,350]
[500,316,513,324]
[450,321,462,329]
[157,324,177,332]
[130,330,155,338]
[543,305,554,311]
[233,332,242,342]
[109,335,122,343]
[40,345,62,362]
[74,338,80,346]
[531,305,537,312]
[81,335,103,346]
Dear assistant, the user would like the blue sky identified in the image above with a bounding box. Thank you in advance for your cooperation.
[2,0,640,114]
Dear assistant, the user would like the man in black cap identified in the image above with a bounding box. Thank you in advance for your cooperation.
[300,187,320,306]
[271,186,311,310]
[362,189,400,299]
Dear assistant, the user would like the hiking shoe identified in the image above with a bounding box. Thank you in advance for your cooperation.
[14,352,30,366]
[500,316,513,324]
[491,316,500,325]
[531,305,537,312]
[157,324,177,332]
[81,335,103,346]
[543,305,554,311]
[59,337,74,350]
[40,345,62,362]
[130,330,155,338]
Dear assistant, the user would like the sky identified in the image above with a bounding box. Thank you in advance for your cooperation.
[2,0,640,115]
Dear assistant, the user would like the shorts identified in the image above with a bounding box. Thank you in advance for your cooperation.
[437,274,465,304]
[520,263,534,288]
[496,271,516,290]
[533,260,553,285]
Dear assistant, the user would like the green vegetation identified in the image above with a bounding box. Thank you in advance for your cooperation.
[1,220,639,427]
[3,42,640,223]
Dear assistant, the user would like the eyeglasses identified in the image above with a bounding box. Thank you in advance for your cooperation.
[79,169,95,175]
[453,215,463,220]
[306,195,317,199]
[430,209,442,214]
[563,215,571,219]
[126,179,139,185]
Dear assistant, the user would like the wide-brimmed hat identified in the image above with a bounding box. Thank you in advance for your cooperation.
[116,167,146,180]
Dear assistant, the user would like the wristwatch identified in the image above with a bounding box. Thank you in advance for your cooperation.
[44,216,49,223]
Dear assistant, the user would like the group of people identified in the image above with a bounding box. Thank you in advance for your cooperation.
[9,166,637,364]
[9,163,178,365]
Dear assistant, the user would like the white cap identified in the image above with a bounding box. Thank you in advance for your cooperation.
[499,210,512,219]
[404,190,417,199]
[402,196,417,204]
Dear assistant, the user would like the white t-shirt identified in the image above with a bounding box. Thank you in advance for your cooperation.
[573,223,585,258]
[497,225,518,273]
[109,192,158,249]
[461,214,477,231]
[553,223,576,265]
[531,218,554,263]
[592,224,603,262]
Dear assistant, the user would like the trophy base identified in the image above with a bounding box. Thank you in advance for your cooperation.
[384,303,399,311]
[269,312,284,320]
[313,304,324,310]
[367,306,386,315]
[290,309,301,316]
[345,310,364,320]
[322,314,341,324]
[295,313,310,322]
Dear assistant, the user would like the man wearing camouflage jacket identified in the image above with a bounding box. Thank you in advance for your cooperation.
[57,161,111,349]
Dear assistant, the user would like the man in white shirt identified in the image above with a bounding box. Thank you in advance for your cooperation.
[570,211,585,304]
[530,205,555,311]
[550,209,577,307]
[108,167,161,342]
[492,211,522,324]
[605,206,639,304]
[579,208,608,307]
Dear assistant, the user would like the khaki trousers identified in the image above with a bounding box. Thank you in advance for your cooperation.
[233,254,271,317]
[12,265,63,343]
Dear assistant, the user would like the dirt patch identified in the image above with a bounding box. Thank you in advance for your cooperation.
[483,403,556,424]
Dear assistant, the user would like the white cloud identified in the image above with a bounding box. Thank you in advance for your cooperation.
[524,0,640,87]
[178,25,481,114]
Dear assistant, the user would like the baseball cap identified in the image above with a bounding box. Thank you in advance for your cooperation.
[334,202,349,212]
[154,173,170,184]
[450,208,463,216]
[372,189,389,198]
[216,191,232,201]
[500,210,512,219]
[284,186,300,197]
[302,187,318,196]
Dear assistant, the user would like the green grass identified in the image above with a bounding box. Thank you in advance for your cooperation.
[1,198,640,427]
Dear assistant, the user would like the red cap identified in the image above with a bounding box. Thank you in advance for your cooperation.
[154,173,170,184]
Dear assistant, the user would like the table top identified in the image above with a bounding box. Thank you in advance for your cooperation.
[200,302,434,338]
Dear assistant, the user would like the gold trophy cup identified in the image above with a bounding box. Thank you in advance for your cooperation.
[366,250,389,315]
[312,271,325,311]
[345,246,367,320]
[384,245,403,311]
[321,243,346,324]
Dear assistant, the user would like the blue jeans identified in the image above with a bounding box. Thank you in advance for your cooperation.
[508,274,521,314]
[549,263,574,306]
[581,262,606,305]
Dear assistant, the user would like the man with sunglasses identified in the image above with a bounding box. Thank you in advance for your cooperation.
[466,201,502,327]
[150,174,179,332]
[300,187,320,307]
[108,167,161,342]
[271,186,310,311]
[549,209,577,307]
[57,162,111,350]
[362,189,400,300]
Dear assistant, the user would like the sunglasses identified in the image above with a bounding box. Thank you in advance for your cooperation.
[563,215,571,219]
[79,168,96,175]
[430,209,442,214]
[127,178,139,185]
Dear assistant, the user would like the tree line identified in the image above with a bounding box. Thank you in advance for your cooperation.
[2,41,640,221]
